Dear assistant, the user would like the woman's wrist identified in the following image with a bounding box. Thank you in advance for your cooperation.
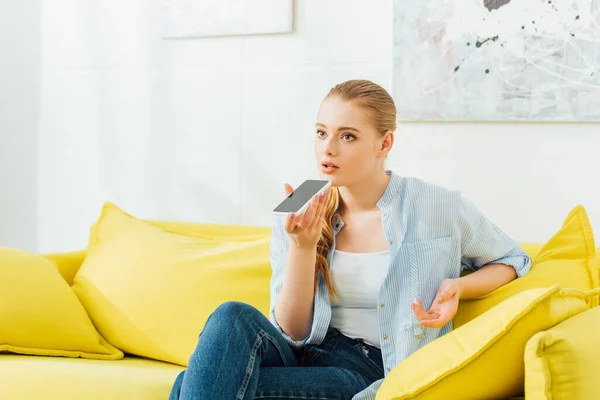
[289,241,316,254]
[449,277,464,299]
[453,264,518,300]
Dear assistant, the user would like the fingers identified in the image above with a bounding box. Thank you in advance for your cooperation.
[435,286,453,304]
[436,291,457,305]
[284,183,294,197]
[419,313,449,328]
[282,183,296,233]
[283,212,296,233]
[420,320,442,328]
[282,185,327,236]
[435,279,459,304]
[411,298,441,321]
[411,298,428,320]
[299,193,321,228]
[309,191,328,229]
[435,292,445,304]
[411,296,454,328]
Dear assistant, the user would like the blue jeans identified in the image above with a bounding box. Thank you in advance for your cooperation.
[169,301,384,400]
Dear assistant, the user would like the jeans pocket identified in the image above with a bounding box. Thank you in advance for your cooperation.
[355,343,384,378]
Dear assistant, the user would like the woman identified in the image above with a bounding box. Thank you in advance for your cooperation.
[169,80,531,400]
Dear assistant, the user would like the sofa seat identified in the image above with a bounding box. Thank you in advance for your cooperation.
[0,354,184,400]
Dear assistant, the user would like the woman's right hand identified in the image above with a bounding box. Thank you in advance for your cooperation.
[283,183,328,250]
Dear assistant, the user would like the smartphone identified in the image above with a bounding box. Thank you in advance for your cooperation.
[273,179,331,216]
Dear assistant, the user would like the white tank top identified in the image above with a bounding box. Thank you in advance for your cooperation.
[330,249,390,348]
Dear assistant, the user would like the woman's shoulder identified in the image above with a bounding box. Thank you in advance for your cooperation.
[397,175,462,205]
[391,175,464,237]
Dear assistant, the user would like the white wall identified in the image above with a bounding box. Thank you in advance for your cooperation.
[0,1,40,252]
[31,0,600,252]
[395,123,600,243]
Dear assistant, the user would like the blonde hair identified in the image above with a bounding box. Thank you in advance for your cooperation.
[315,79,397,300]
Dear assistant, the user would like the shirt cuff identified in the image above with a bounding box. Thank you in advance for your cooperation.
[489,255,532,278]
[269,308,310,349]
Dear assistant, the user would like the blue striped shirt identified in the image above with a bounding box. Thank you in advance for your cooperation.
[268,170,532,400]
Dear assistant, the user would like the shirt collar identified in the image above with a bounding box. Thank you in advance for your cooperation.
[332,170,403,234]
[376,169,402,210]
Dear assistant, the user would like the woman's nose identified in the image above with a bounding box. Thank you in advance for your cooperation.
[323,138,336,155]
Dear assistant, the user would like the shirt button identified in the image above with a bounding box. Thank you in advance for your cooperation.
[389,240,394,245]
[383,335,389,340]
[380,303,385,308]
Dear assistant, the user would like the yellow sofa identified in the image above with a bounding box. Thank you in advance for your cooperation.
[1,203,599,400]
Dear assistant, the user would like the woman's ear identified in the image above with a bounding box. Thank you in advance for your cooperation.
[380,131,394,153]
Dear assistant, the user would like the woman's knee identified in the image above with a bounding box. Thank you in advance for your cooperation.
[206,301,263,330]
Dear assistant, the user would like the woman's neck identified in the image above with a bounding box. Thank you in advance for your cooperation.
[338,170,391,216]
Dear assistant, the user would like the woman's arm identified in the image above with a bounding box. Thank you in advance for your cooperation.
[274,244,317,341]
[269,189,328,346]
[455,263,517,300]
[269,218,318,347]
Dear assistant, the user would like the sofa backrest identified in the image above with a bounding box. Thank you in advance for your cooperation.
[45,220,272,285]
[44,224,598,288]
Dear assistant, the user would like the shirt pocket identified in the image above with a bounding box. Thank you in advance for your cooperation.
[402,236,460,335]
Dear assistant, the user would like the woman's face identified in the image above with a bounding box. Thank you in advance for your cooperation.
[314,96,390,187]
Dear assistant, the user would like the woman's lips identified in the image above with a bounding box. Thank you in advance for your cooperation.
[320,164,339,174]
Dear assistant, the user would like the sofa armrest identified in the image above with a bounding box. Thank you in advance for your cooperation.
[42,250,87,285]
[525,305,600,400]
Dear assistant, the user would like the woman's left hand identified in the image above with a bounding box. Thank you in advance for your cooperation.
[411,278,461,328]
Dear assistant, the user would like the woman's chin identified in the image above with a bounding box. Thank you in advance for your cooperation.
[322,176,342,188]
[318,169,344,187]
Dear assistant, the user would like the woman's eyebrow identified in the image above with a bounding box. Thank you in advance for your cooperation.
[315,123,360,133]
[338,126,360,133]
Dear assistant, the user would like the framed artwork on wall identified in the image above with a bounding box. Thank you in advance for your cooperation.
[162,0,294,39]
[393,0,600,121]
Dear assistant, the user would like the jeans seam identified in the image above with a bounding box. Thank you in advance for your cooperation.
[264,331,293,367]
[208,305,246,400]
[235,329,267,400]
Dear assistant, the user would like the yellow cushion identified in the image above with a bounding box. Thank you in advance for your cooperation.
[147,220,271,241]
[87,214,271,248]
[376,285,594,400]
[72,202,272,366]
[596,253,600,282]
[520,243,544,260]
[43,249,87,285]
[524,297,600,400]
[0,354,184,400]
[454,205,598,328]
[0,246,123,360]
[44,221,270,285]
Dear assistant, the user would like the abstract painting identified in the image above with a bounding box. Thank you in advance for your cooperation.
[393,0,600,121]
[162,0,293,39]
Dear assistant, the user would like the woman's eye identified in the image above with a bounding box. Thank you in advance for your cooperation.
[317,130,326,138]
[342,134,355,141]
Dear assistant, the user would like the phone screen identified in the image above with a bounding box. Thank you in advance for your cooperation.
[273,180,329,214]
